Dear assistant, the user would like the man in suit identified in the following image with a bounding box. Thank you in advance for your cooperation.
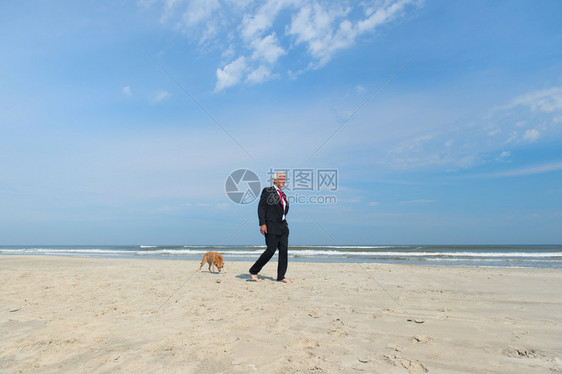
[249,171,293,283]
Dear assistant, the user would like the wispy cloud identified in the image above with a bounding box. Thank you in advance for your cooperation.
[215,56,248,92]
[246,65,276,85]
[182,0,220,27]
[482,161,562,178]
[287,0,416,68]
[250,33,286,64]
[122,85,132,96]
[495,151,511,162]
[143,0,422,91]
[376,85,562,171]
[522,128,540,142]
[152,90,171,103]
[509,87,562,112]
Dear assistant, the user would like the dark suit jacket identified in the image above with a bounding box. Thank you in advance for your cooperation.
[258,186,289,236]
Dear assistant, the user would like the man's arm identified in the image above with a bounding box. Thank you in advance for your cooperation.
[258,188,268,234]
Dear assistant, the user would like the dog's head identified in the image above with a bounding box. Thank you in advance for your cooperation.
[215,259,224,272]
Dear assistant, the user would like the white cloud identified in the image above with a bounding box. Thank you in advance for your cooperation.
[153,90,171,102]
[377,83,562,171]
[122,86,132,96]
[246,65,274,85]
[287,3,351,66]
[182,0,220,27]
[251,33,286,64]
[495,151,511,162]
[355,84,367,93]
[179,0,222,44]
[392,134,434,155]
[287,0,416,67]
[137,0,160,10]
[161,0,183,22]
[221,44,236,60]
[505,130,518,144]
[215,56,248,92]
[510,87,562,112]
[145,0,421,90]
[240,0,294,42]
[522,128,540,142]
[358,0,414,33]
[483,162,562,178]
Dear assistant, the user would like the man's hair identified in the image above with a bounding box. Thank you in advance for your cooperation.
[272,171,286,181]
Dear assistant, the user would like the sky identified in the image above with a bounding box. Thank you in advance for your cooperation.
[1,0,562,245]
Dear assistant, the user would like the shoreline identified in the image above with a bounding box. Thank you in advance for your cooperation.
[1,256,561,373]
[2,252,561,270]
[2,243,562,270]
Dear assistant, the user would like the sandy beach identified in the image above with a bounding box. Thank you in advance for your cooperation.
[1,256,561,373]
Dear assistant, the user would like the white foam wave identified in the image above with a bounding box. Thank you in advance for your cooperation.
[289,250,562,258]
[292,245,397,249]
[148,250,259,256]
[1,248,131,256]
[2,248,561,260]
[183,245,266,249]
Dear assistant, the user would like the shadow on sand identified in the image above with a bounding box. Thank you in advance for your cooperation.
[235,273,276,282]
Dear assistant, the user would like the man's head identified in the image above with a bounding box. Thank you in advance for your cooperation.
[273,172,286,189]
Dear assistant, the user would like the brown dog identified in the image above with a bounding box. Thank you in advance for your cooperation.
[199,251,225,273]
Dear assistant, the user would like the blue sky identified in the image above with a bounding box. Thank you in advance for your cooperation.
[1,0,561,245]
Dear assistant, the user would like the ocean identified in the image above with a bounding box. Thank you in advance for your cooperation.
[1,245,561,269]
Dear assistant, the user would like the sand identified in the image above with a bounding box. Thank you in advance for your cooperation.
[1,256,561,373]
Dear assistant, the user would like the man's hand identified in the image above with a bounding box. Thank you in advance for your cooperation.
[260,224,267,235]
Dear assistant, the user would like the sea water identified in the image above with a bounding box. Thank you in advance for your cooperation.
[1,244,561,269]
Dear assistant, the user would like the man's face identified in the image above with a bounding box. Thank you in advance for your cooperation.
[274,174,286,188]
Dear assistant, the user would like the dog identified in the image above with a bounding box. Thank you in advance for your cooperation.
[199,251,225,273]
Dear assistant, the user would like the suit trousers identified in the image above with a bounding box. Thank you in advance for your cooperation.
[249,222,289,281]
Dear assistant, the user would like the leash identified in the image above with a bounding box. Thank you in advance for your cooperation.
[354,261,425,324]
[310,216,425,324]
[148,268,199,319]
[148,218,251,319]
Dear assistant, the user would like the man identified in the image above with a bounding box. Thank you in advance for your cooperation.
[249,172,293,283]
